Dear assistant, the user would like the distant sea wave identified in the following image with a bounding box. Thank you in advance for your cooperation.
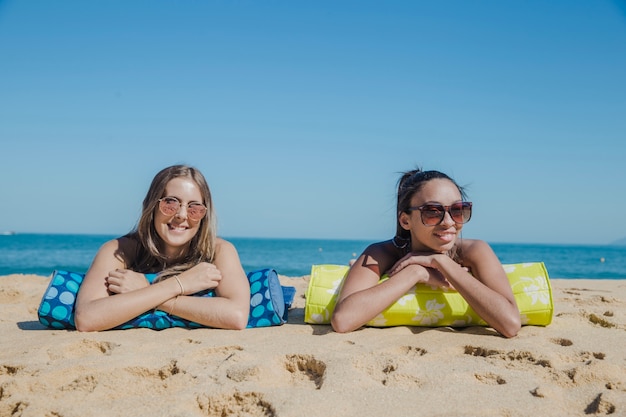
[0,234,624,279]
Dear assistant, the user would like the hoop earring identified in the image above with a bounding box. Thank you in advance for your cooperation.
[392,235,410,250]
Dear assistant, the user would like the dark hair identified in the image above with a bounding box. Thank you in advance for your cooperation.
[395,169,467,241]
[125,165,217,278]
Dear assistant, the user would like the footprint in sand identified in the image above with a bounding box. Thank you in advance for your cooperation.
[106,359,199,398]
[284,354,326,390]
[61,374,98,392]
[590,295,620,304]
[226,364,261,383]
[474,372,506,385]
[187,345,245,370]
[550,337,573,347]
[581,351,605,362]
[0,401,27,417]
[0,371,22,406]
[464,345,553,369]
[0,364,23,376]
[584,393,616,415]
[463,345,601,390]
[125,359,184,381]
[384,345,428,357]
[195,345,244,364]
[588,313,617,328]
[197,391,276,417]
[355,349,424,388]
[47,339,119,360]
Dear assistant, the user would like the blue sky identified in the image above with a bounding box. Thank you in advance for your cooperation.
[1,1,625,245]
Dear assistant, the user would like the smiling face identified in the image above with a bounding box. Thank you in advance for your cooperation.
[399,178,465,253]
[154,176,205,259]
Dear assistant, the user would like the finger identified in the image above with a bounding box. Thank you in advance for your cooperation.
[389,259,403,272]
[391,260,408,273]
[389,263,403,276]
[106,276,123,288]
[106,283,121,294]
[109,269,123,278]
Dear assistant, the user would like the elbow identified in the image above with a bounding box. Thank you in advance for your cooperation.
[231,315,248,330]
[73,311,98,333]
[74,303,108,332]
[227,308,249,330]
[330,311,355,334]
[501,326,520,339]
[499,314,522,339]
[75,324,95,332]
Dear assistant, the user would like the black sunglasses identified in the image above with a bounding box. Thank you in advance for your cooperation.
[408,202,472,226]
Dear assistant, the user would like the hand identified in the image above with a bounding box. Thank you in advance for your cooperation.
[388,251,436,276]
[105,269,150,294]
[390,251,470,275]
[177,262,223,295]
[388,253,453,289]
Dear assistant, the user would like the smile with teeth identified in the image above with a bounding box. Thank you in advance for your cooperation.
[168,223,188,231]
[435,230,456,241]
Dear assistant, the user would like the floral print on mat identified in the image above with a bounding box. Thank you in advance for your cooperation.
[305,263,553,327]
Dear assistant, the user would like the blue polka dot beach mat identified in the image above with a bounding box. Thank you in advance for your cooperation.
[38,268,295,330]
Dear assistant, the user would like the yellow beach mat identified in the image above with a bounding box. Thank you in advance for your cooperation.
[304,263,553,327]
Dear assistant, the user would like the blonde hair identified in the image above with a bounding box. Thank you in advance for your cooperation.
[125,165,217,279]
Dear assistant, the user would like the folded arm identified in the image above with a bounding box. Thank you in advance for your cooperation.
[157,239,250,330]
[431,240,521,337]
[75,238,250,331]
[331,242,442,333]
[389,240,521,337]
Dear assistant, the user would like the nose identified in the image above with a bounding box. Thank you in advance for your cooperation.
[441,209,455,226]
[175,203,189,218]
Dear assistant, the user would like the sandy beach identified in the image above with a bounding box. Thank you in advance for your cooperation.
[1,273,624,417]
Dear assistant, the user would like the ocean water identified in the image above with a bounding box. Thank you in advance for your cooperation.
[0,234,625,279]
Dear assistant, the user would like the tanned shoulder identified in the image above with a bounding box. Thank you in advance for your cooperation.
[457,239,493,269]
[361,240,404,276]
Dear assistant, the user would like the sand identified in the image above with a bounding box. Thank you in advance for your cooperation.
[0,273,624,417]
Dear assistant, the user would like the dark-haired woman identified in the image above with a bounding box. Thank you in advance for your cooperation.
[75,165,250,331]
[331,169,521,338]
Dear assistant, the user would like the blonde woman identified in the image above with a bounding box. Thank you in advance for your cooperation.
[75,165,250,331]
